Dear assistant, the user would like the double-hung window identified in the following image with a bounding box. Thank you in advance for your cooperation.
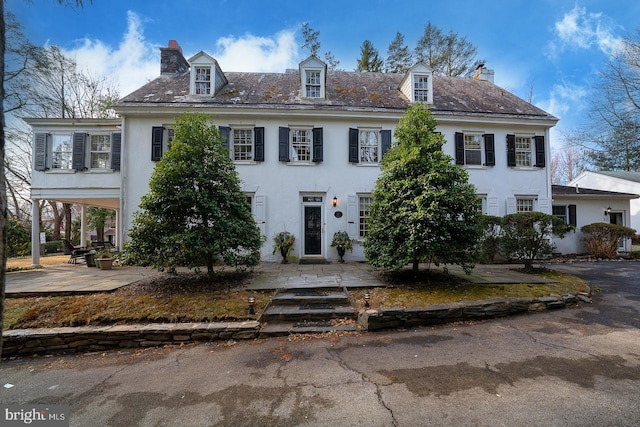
[358,195,373,238]
[195,67,211,94]
[232,129,253,161]
[454,132,495,166]
[414,75,429,102]
[552,205,567,223]
[90,134,111,169]
[359,130,380,163]
[516,198,534,213]
[515,136,532,167]
[51,134,73,169]
[291,129,312,162]
[305,70,321,97]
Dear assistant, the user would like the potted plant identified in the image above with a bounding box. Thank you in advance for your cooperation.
[96,250,115,270]
[272,231,295,263]
[331,230,353,263]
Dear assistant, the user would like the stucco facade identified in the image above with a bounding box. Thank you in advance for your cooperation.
[29,41,559,265]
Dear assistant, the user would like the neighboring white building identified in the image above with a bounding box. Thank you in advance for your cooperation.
[569,171,640,233]
[551,185,639,254]
[29,41,558,265]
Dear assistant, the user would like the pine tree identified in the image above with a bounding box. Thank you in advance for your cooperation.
[356,40,383,72]
[415,21,482,77]
[385,32,413,73]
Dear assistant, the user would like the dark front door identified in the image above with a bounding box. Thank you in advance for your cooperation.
[304,206,322,255]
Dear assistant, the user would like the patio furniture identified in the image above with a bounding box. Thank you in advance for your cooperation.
[62,239,91,264]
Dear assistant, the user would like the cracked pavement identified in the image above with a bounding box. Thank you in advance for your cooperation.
[2,262,640,426]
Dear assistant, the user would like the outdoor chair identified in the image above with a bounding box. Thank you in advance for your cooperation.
[62,239,91,264]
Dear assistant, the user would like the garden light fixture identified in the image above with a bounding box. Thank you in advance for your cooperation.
[364,290,371,308]
[248,295,256,315]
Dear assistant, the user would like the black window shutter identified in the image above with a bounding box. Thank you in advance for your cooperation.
[254,127,265,161]
[534,135,545,167]
[454,132,464,165]
[34,133,48,171]
[219,126,231,150]
[110,132,121,170]
[72,132,87,170]
[348,128,359,163]
[484,134,495,166]
[568,204,577,226]
[312,127,323,162]
[279,127,290,162]
[506,134,516,167]
[381,130,392,159]
[151,126,164,161]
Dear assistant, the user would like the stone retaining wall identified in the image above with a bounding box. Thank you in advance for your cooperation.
[358,295,579,331]
[2,322,260,358]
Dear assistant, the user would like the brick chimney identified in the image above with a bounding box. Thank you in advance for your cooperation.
[160,40,189,75]
[473,64,494,83]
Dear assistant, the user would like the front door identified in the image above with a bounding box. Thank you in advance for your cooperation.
[302,196,323,256]
[610,212,625,251]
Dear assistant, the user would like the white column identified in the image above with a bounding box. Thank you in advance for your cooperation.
[80,205,87,247]
[114,209,120,249]
[31,199,41,267]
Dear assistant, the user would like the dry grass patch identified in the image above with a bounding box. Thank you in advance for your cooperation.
[7,255,68,271]
[350,268,589,310]
[5,271,274,330]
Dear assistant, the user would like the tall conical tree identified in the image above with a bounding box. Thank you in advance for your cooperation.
[385,32,413,73]
[124,113,262,275]
[364,103,480,272]
[356,40,383,72]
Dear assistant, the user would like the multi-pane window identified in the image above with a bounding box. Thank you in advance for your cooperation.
[359,130,380,163]
[552,205,567,224]
[464,134,482,165]
[195,67,211,95]
[414,75,429,102]
[52,134,72,169]
[90,134,111,169]
[477,195,487,214]
[291,129,312,161]
[515,136,532,167]
[305,70,321,97]
[233,129,253,161]
[516,198,534,213]
[359,195,373,238]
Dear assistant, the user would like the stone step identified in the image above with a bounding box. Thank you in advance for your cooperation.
[260,305,357,322]
[271,288,351,305]
[260,320,358,337]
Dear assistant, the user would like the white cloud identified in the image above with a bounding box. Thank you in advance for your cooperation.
[62,11,159,97]
[213,30,299,72]
[538,82,588,123]
[547,5,623,58]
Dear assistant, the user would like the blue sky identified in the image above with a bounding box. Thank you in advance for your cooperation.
[8,0,640,149]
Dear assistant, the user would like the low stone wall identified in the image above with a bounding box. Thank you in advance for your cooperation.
[2,321,260,358]
[358,295,579,331]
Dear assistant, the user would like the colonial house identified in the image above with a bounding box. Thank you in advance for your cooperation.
[28,40,558,265]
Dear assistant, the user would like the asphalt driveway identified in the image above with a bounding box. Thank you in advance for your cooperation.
[1,261,639,426]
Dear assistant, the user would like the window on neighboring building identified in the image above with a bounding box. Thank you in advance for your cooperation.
[195,67,211,94]
[516,198,534,213]
[305,70,321,97]
[232,129,253,161]
[464,134,482,165]
[414,75,429,102]
[359,195,373,238]
[52,134,72,169]
[291,129,312,162]
[552,205,567,224]
[359,130,380,163]
[90,134,111,169]
[515,136,532,167]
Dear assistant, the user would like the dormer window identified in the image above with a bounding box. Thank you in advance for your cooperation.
[305,70,321,97]
[413,75,430,102]
[195,67,211,94]
[299,56,327,99]
[188,51,228,96]
[400,63,434,104]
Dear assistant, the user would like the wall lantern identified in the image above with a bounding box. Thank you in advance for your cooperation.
[332,196,338,207]
[604,207,612,216]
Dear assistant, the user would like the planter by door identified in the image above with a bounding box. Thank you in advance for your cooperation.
[337,247,346,263]
[97,257,114,270]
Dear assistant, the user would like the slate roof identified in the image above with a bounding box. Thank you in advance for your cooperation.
[552,185,639,198]
[118,69,557,121]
